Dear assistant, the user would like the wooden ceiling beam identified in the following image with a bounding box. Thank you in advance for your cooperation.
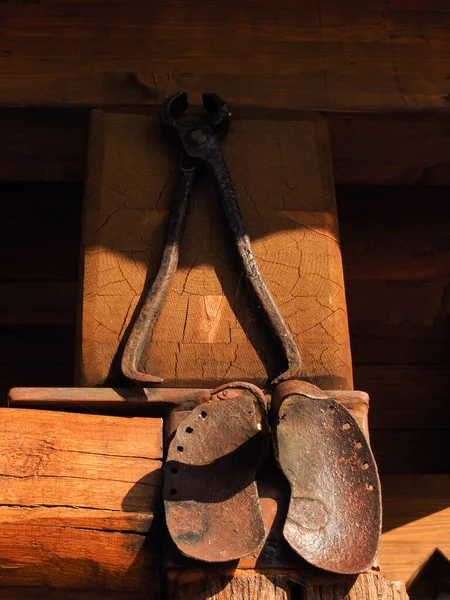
[1,0,450,111]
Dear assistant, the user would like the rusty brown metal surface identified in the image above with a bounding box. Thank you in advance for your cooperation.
[163,383,270,562]
[272,381,382,574]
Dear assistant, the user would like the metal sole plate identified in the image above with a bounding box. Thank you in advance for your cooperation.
[273,383,381,574]
[163,384,269,562]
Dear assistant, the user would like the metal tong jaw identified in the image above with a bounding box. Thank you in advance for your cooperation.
[121,92,302,385]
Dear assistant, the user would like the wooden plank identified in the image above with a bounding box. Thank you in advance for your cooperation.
[7,388,369,433]
[168,572,408,599]
[7,280,450,368]
[0,591,147,600]
[0,408,162,597]
[354,366,450,430]
[370,429,450,474]
[328,112,450,186]
[2,183,448,286]
[347,281,449,366]
[9,390,448,471]
[0,364,74,410]
[2,109,450,186]
[0,282,77,326]
[9,368,450,430]
[167,574,290,600]
[337,185,450,282]
[0,0,450,111]
[379,474,450,585]
[305,575,408,599]
[0,183,81,281]
[0,324,74,364]
[0,108,88,182]
[7,386,212,414]
[80,111,352,390]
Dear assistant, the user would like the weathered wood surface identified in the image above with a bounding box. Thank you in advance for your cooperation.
[3,109,450,186]
[0,408,163,598]
[380,474,450,584]
[0,108,88,183]
[305,574,408,599]
[167,573,290,600]
[337,185,450,283]
[80,111,352,390]
[1,0,450,112]
[8,387,366,421]
[167,572,408,599]
[2,405,436,597]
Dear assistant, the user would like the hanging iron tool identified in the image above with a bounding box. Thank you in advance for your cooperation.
[121,91,301,386]
[121,92,381,575]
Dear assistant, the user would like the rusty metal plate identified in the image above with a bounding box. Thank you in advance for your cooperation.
[272,381,382,574]
[163,383,269,563]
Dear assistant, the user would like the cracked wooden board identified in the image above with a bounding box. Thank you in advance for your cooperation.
[0,408,162,597]
[80,111,352,389]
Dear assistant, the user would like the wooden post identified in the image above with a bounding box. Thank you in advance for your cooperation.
[77,111,408,598]
[80,111,352,391]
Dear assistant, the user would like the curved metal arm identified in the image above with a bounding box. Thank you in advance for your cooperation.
[121,164,195,383]
[207,149,302,385]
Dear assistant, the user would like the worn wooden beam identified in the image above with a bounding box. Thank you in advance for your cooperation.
[337,185,450,283]
[305,574,408,599]
[7,387,366,420]
[0,0,449,112]
[380,474,450,585]
[0,182,82,281]
[167,572,409,599]
[0,108,88,182]
[3,109,450,186]
[80,111,352,390]
[0,408,163,598]
[167,572,291,600]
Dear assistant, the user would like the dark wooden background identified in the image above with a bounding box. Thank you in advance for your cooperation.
[1,108,448,477]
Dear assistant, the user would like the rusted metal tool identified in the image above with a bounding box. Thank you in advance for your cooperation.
[121,91,301,386]
[120,93,382,574]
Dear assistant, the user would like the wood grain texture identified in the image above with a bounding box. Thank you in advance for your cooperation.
[168,572,408,600]
[0,408,163,597]
[3,109,450,186]
[370,429,449,474]
[0,182,82,281]
[337,185,450,283]
[347,281,450,366]
[80,112,352,390]
[0,108,88,182]
[0,0,450,111]
[167,573,290,600]
[328,113,450,186]
[379,474,450,585]
[306,574,408,599]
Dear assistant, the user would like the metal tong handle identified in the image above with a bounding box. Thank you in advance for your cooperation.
[121,162,195,383]
[207,150,302,385]
[122,131,302,385]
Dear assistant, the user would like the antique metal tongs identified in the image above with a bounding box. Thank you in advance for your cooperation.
[121,93,381,575]
[121,91,301,386]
